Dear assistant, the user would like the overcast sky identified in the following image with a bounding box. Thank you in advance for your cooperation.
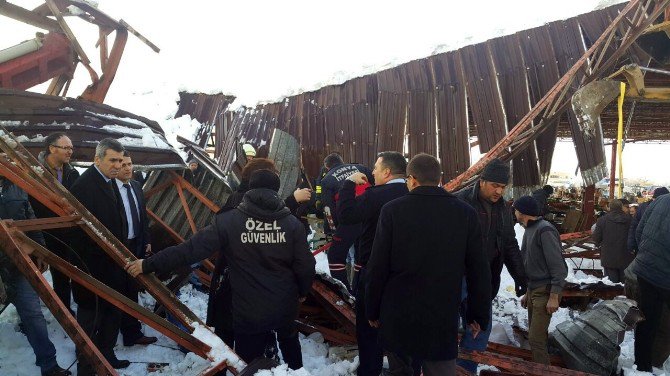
[2,0,668,184]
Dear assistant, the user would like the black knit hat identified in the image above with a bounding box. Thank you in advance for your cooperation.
[249,169,280,192]
[513,196,540,216]
[653,186,669,199]
[481,158,510,185]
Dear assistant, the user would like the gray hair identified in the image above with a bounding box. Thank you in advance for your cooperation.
[95,138,124,159]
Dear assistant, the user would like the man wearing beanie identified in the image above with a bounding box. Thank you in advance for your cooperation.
[127,169,316,370]
[455,158,527,373]
[628,186,669,253]
[513,196,567,365]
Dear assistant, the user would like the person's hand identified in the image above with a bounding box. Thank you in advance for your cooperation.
[520,294,528,309]
[145,244,153,257]
[126,260,144,277]
[34,256,48,273]
[546,293,560,314]
[368,320,380,328]
[293,188,312,203]
[469,321,482,339]
[347,172,368,185]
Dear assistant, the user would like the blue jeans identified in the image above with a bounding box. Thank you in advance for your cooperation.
[8,274,58,372]
[457,278,493,373]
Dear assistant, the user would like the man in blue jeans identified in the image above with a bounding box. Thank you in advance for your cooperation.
[455,159,527,373]
[0,177,71,375]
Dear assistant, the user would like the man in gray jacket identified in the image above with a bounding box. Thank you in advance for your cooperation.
[513,196,567,365]
[631,193,670,372]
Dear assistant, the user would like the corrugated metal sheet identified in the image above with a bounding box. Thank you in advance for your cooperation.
[0,88,184,169]
[210,3,667,186]
[175,92,235,148]
[488,34,541,190]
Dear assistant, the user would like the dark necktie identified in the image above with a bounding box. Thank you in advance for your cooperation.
[123,183,141,239]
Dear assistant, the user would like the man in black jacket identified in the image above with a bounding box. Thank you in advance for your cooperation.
[455,158,527,373]
[30,132,80,313]
[337,151,408,376]
[366,154,491,376]
[69,138,130,373]
[115,152,157,346]
[592,199,633,283]
[127,170,315,370]
[627,186,668,253]
[531,185,553,216]
[319,153,373,289]
[0,177,72,376]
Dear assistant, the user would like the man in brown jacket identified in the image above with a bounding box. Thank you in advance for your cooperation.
[593,199,633,283]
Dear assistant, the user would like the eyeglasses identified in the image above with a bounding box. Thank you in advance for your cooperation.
[51,145,74,152]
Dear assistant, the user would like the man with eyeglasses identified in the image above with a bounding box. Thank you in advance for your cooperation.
[30,132,80,313]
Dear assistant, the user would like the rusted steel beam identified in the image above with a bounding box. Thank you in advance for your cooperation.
[560,231,592,241]
[174,179,198,234]
[80,27,128,103]
[0,0,62,31]
[459,350,596,376]
[147,208,185,243]
[563,249,600,259]
[0,160,69,217]
[10,229,215,357]
[486,342,565,368]
[0,222,116,376]
[310,280,356,334]
[295,319,356,346]
[561,286,623,299]
[444,0,670,192]
[145,176,178,198]
[169,171,221,213]
[8,215,82,231]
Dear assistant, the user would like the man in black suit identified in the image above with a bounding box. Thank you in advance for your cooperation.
[336,151,409,376]
[69,138,130,374]
[116,152,157,346]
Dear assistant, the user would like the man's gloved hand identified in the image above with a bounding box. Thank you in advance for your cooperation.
[515,283,527,297]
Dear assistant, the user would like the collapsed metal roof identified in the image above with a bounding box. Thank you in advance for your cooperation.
[0,88,184,168]
[202,3,670,191]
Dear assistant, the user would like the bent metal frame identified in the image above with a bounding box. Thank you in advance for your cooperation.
[0,130,242,375]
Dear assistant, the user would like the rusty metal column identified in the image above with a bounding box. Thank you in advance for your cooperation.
[609,140,617,200]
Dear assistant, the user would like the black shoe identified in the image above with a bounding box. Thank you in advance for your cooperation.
[42,365,72,376]
[124,335,158,346]
[107,358,130,369]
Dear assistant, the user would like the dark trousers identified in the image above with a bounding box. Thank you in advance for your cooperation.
[356,268,383,376]
[327,223,361,289]
[45,235,72,311]
[235,323,302,370]
[76,305,121,375]
[635,277,670,372]
[120,238,144,343]
[387,352,445,376]
[604,267,625,284]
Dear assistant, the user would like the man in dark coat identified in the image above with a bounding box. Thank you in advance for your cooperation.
[30,132,80,312]
[531,185,553,216]
[127,170,315,370]
[336,151,408,376]
[0,177,72,376]
[631,193,670,372]
[627,186,668,253]
[455,158,527,373]
[69,138,129,373]
[115,152,157,346]
[319,153,373,288]
[366,154,491,376]
[592,199,633,283]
